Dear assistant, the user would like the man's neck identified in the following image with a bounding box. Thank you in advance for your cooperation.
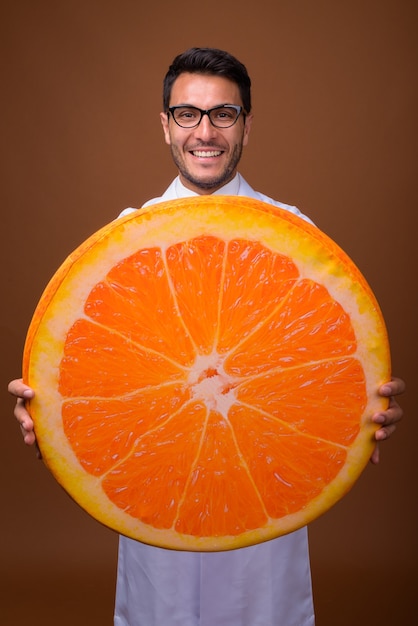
[175,174,240,198]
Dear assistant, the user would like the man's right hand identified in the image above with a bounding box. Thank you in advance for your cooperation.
[8,378,38,451]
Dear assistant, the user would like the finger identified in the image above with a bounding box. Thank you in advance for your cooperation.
[21,427,37,446]
[35,441,43,459]
[370,444,380,465]
[8,378,35,399]
[14,398,36,448]
[14,398,33,425]
[379,377,406,397]
[374,423,397,442]
[17,410,36,443]
[373,399,403,428]
[7,377,23,394]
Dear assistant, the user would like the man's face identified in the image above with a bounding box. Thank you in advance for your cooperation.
[160,73,253,194]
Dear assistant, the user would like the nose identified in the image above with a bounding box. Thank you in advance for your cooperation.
[194,113,218,140]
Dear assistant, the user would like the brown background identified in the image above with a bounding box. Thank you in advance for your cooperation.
[1,1,416,624]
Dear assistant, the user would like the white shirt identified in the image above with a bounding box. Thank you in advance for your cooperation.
[119,173,313,226]
[114,174,315,626]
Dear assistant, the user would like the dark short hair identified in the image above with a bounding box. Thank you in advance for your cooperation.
[163,47,252,113]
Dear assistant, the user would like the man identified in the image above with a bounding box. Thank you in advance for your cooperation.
[9,48,405,626]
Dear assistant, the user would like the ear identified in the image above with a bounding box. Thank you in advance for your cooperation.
[160,112,171,145]
[242,112,253,147]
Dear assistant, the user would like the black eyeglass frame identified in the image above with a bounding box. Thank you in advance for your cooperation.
[167,104,245,129]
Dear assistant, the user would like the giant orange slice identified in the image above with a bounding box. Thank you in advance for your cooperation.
[23,196,390,551]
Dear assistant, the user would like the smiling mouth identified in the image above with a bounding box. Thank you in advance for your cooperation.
[191,150,223,158]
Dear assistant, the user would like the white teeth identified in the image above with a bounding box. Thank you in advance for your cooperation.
[192,150,222,158]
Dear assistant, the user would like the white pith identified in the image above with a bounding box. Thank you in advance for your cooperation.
[188,353,237,415]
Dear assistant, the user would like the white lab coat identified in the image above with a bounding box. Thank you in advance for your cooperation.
[114,174,315,626]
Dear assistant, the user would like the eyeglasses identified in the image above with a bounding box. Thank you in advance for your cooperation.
[167,104,245,129]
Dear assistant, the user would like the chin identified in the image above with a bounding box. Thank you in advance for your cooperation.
[183,171,234,192]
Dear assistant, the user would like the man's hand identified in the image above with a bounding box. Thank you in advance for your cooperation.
[8,378,38,449]
[370,376,406,464]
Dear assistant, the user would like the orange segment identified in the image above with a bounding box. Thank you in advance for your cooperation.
[218,239,300,352]
[23,195,390,551]
[166,236,226,354]
[62,383,191,475]
[174,410,268,537]
[236,358,366,444]
[102,402,207,529]
[85,247,196,364]
[224,279,357,375]
[59,318,186,396]
[229,406,348,518]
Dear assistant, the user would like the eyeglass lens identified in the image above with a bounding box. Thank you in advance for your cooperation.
[171,105,241,128]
